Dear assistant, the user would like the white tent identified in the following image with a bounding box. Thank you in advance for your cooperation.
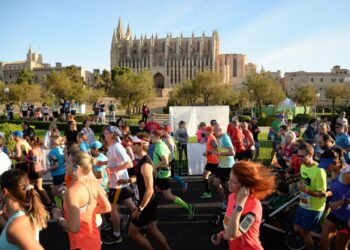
[278,98,295,110]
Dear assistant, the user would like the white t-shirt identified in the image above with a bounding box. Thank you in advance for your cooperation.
[0,151,11,175]
[107,142,131,189]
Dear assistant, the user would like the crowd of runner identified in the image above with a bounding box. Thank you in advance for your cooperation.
[0,111,349,250]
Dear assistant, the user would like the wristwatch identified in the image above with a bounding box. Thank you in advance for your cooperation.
[137,206,144,212]
[236,205,243,212]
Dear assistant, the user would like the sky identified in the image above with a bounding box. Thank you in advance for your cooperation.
[0,0,349,73]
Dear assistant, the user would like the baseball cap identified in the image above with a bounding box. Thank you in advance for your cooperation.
[130,136,150,145]
[12,131,23,138]
[318,157,334,169]
[276,114,285,119]
[90,141,103,149]
[105,125,122,137]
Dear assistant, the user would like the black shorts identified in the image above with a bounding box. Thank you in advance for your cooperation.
[60,109,64,114]
[22,111,27,117]
[28,171,43,181]
[52,174,65,185]
[131,196,158,228]
[53,111,59,118]
[204,163,218,173]
[215,168,231,182]
[235,152,246,160]
[108,187,132,204]
[327,212,349,232]
[155,178,171,191]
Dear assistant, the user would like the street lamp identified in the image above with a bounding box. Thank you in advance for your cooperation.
[3,87,9,102]
[315,92,320,117]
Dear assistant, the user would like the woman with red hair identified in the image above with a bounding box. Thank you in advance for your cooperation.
[212,161,275,249]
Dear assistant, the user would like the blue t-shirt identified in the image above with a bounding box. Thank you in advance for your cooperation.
[94,153,109,191]
[79,141,90,153]
[218,133,235,168]
[336,133,350,163]
[48,147,66,176]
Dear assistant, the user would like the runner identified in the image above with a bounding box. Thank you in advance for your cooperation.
[78,133,90,154]
[101,125,136,244]
[335,123,350,164]
[81,118,95,146]
[227,120,246,160]
[151,130,195,218]
[213,124,235,205]
[241,122,255,160]
[127,133,171,250]
[145,114,160,133]
[294,142,327,250]
[250,117,260,161]
[55,151,111,250]
[0,169,49,249]
[201,126,219,198]
[10,131,32,173]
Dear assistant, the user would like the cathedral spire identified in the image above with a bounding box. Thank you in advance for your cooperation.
[116,17,124,40]
[125,23,132,40]
[112,30,117,45]
[202,30,205,37]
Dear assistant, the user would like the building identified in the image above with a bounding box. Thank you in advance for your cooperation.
[284,65,350,106]
[0,47,95,86]
[110,18,255,96]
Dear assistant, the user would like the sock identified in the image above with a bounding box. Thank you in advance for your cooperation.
[113,231,121,237]
[173,174,186,188]
[203,179,210,193]
[174,196,190,211]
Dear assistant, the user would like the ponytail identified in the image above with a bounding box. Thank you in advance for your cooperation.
[25,185,49,230]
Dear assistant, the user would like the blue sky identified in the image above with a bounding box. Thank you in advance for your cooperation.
[0,0,349,73]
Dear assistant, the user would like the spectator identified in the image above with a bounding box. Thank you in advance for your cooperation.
[136,120,147,134]
[250,117,260,160]
[268,114,285,141]
[42,102,50,122]
[116,117,125,131]
[99,101,106,124]
[336,111,349,134]
[5,102,13,120]
[81,118,95,146]
[196,122,207,143]
[141,103,150,122]
[22,121,36,141]
[52,101,59,121]
[174,121,189,168]
[335,123,350,164]
[108,100,116,123]
[21,102,29,119]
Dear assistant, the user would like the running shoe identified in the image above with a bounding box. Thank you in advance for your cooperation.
[182,182,188,193]
[102,234,122,245]
[188,204,195,220]
[200,192,212,199]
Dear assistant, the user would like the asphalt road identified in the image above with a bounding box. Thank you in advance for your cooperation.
[40,176,287,250]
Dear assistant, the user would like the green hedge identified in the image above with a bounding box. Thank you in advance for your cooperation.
[257,117,276,126]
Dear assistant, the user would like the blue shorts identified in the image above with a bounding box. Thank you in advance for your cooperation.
[294,206,323,231]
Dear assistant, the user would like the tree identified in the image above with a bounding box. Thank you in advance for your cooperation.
[101,69,112,89]
[243,72,285,117]
[16,69,35,84]
[325,83,350,115]
[8,82,43,105]
[195,71,222,106]
[109,70,155,117]
[168,80,199,106]
[291,85,316,114]
[111,67,132,82]
[210,84,239,106]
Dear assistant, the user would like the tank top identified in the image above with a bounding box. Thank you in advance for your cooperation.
[0,211,39,250]
[135,155,155,201]
[65,183,100,250]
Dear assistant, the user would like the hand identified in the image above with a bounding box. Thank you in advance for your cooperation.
[236,186,250,205]
[52,207,62,221]
[211,232,223,246]
[96,161,106,167]
[131,208,141,220]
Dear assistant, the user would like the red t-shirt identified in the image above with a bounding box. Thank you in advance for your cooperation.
[227,125,245,153]
[206,134,219,164]
[145,122,160,132]
[223,193,263,250]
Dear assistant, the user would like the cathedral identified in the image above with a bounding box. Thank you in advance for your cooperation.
[110,18,256,96]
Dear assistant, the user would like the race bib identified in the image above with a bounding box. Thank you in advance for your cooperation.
[299,192,311,209]
[223,215,229,229]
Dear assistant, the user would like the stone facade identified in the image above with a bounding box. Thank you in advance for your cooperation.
[110,18,255,94]
[284,65,350,105]
[0,47,94,85]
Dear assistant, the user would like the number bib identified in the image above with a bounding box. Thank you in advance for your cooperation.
[299,192,311,209]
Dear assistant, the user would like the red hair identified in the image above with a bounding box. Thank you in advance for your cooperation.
[232,161,275,200]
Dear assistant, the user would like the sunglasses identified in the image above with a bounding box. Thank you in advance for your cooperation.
[132,142,142,146]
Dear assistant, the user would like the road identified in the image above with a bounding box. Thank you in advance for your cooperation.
[40,176,287,250]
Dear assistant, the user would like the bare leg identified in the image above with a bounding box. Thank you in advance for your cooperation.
[147,221,171,250]
[35,178,52,205]
[300,229,314,250]
[213,177,226,202]
[320,218,336,250]
[111,203,121,234]
[335,232,350,250]
[128,223,154,250]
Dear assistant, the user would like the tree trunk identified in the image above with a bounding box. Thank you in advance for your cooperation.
[332,100,335,115]
[304,105,307,115]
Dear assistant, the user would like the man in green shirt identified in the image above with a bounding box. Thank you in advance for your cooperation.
[151,130,195,219]
[294,142,327,250]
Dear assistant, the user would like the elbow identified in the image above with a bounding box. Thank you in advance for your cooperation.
[69,224,80,233]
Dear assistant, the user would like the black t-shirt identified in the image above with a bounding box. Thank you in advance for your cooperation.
[100,103,105,112]
[135,155,155,201]
[23,127,35,140]
[65,129,78,143]
[251,124,259,142]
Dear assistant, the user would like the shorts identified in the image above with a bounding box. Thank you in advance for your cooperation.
[108,187,132,204]
[214,168,231,182]
[327,212,349,234]
[131,196,158,228]
[53,111,59,118]
[155,178,171,191]
[205,163,218,173]
[22,111,27,117]
[60,109,64,114]
[235,152,246,161]
[28,171,43,181]
[17,162,28,173]
[294,206,323,231]
[52,174,65,185]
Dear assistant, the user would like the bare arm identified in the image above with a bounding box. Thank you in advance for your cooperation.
[155,155,168,169]
[95,183,112,214]
[109,161,133,173]
[61,187,81,233]
[7,216,44,250]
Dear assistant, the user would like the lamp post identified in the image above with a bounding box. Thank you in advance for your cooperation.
[3,87,9,103]
[315,92,320,117]
[250,90,254,118]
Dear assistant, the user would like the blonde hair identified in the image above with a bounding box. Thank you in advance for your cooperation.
[72,151,95,175]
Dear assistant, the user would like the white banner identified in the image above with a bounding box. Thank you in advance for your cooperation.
[169,106,230,137]
[187,143,206,175]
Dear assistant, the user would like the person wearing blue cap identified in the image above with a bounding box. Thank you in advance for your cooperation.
[10,130,32,172]
[90,141,108,192]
